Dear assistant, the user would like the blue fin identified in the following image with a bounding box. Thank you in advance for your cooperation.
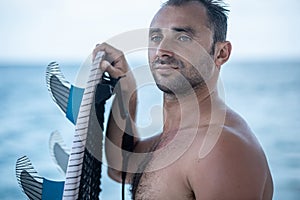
[41,178,64,200]
[16,156,65,200]
[66,85,84,124]
[46,62,84,124]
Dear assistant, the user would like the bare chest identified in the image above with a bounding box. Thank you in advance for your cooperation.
[132,129,198,199]
[134,169,194,200]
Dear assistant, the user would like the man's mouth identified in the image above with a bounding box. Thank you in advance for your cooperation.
[154,64,179,70]
[152,57,184,71]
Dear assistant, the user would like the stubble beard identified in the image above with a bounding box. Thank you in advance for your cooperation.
[151,59,207,96]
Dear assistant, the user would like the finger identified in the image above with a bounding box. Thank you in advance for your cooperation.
[100,60,124,79]
[93,42,123,63]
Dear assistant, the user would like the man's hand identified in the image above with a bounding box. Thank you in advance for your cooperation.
[93,42,129,79]
[93,43,136,103]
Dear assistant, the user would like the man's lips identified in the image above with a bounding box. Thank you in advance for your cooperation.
[153,64,179,76]
[154,64,179,70]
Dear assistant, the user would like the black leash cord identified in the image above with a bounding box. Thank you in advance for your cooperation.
[115,79,134,200]
[121,117,134,200]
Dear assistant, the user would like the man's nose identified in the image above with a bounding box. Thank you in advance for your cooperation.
[155,39,174,58]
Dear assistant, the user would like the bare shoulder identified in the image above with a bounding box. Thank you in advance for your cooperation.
[184,108,273,199]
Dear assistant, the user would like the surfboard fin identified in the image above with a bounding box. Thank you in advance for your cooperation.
[16,156,65,200]
[49,131,70,175]
[46,62,84,124]
[46,62,70,114]
[16,156,43,200]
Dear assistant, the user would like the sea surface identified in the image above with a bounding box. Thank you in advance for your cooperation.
[0,59,299,199]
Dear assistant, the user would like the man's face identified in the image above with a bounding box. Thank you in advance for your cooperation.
[148,2,216,95]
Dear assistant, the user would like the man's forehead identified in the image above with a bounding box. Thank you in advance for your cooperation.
[150,2,209,29]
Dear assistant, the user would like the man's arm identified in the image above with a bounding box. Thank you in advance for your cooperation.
[186,128,271,199]
[105,70,161,183]
[105,86,138,182]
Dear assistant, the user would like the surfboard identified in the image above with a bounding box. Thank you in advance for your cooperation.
[16,52,119,200]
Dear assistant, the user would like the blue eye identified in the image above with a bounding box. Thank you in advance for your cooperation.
[178,35,192,42]
[150,35,162,42]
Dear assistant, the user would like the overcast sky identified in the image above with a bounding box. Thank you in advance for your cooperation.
[0,0,299,63]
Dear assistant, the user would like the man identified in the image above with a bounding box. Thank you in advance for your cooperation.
[94,0,273,199]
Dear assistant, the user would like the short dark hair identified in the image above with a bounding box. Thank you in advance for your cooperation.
[163,0,229,44]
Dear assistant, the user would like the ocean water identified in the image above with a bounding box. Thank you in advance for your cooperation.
[0,60,299,199]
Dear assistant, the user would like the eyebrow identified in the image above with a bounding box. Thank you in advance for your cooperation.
[149,27,196,36]
[171,27,196,36]
[149,28,162,35]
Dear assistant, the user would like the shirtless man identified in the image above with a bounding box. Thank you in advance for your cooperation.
[94,0,273,199]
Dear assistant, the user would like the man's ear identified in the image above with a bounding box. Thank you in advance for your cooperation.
[214,41,232,69]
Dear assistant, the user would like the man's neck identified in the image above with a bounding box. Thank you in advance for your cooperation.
[162,85,222,134]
